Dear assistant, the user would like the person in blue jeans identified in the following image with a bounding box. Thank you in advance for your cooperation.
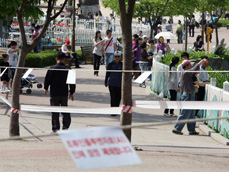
[172,59,207,135]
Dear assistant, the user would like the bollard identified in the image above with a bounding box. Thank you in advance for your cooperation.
[210,78,216,86]
[223,81,229,92]
[212,46,216,53]
[171,48,176,54]
[158,50,163,57]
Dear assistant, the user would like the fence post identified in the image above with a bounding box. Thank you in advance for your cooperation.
[210,78,216,86]
[223,81,229,92]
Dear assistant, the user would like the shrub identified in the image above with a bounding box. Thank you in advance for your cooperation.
[25,50,57,67]
[217,19,229,27]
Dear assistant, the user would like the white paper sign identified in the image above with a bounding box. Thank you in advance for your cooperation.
[66,69,76,84]
[22,68,33,79]
[58,127,141,170]
[134,72,152,84]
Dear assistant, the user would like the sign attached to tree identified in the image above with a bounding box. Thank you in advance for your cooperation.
[58,127,141,170]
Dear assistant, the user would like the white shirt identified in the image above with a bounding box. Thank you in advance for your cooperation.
[7,48,18,67]
[104,37,116,53]
[198,66,209,82]
[61,44,68,54]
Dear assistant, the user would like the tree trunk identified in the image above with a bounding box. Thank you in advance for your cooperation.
[215,22,219,46]
[118,0,136,142]
[71,0,76,52]
[185,17,188,51]
[202,10,205,43]
[9,48,28,136]
[120,20,133,141]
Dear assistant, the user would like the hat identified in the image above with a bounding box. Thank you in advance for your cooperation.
[143,35,148,38]
[65,39,70,45]
[114,51,121,57]
[182,60,191,67]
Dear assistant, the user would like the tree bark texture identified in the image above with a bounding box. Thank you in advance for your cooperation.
[185,17,188,51]
[9,0,69,136]
[71,0,76,52]
[118,0,136,142]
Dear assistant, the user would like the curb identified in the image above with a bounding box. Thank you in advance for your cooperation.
[198,122,229,146]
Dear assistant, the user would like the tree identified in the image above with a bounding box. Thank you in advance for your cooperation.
[134,0,171,39]
[0,0,69,136]
[118,0,136,141]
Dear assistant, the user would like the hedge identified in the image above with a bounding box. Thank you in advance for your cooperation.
[25,50,57,67]
[217,19,229,27]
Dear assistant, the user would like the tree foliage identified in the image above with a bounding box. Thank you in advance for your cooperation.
[0,0,44,20]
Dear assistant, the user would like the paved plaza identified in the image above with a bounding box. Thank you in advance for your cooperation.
[0,63,229,172]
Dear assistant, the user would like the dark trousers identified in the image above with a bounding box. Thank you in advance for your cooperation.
[189,25,195,37]
[50,97,71,131]
[206,34,212,43]
[72,53,80,68]
[93,54,101,75]
[109,86,121,108]
[197,86,205,101]
[164,89,177,114]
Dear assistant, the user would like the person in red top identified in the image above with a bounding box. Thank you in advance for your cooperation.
[33,25,40,53]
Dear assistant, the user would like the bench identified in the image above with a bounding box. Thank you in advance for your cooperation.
[80,46,93,64]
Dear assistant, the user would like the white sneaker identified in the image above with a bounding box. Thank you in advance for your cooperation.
[5,88,11,93]
[170,113,177,117]
[164,113,169,117]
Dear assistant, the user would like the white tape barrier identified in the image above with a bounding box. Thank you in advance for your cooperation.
[134,100,229,110]
[22,68,33,79]
[58,127,141,170]
[134,72,151,84]
[0,95,12,107]
[0,68,7,77]
[66,69,76,84]
[21,105,121,115]
[0,66,227,73]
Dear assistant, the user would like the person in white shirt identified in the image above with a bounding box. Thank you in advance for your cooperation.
[104,29,116,68]
[61,40,70,58]
[197,56,210,101]
[7,41,19,88]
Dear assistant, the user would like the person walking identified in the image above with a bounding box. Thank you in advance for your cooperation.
[32,25,40,53]
[189,15,195,37]
[93,31,104,76]
[164,57,180,117]
[166,20,173,43]
[105,51,122,116]
[7,41,19,89]
[104,29,116,68]
[44,52,76,132]
[176,20,183,44]
[172,59,207,135]
[139,42,153,88]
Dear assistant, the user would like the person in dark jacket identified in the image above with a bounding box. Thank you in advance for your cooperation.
[105,51,122,116]
[44,52,76,132]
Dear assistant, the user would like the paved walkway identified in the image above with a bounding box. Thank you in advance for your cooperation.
[0,65,229,172]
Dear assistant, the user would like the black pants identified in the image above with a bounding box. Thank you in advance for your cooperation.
[93,54,101,75]
[164,89,177,114]
[72,53,80,68]
[50,97,71,131]
[197,86,205,101]
[109,86,121,108]
[206,34,212,43]
[189,25,195,37]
